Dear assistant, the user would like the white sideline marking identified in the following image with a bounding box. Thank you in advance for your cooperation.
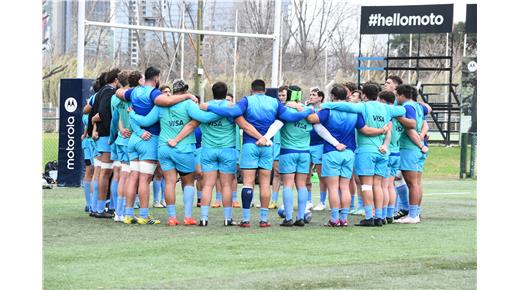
[425,192,475,196]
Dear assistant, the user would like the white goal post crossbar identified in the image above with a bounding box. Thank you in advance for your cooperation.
[77,0,282,87]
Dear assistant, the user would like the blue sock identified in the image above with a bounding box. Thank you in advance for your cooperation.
[161,179,166,201]
[111,180,119,209]
[200,205,209,220]
[224,207,232,220]
[357,194,363,208]
[153,180,161,202]
[282,187,293,221]
[330,208,339,221]
[382,207,387,219]
[364,205,373,219]
[116,196,124,216]
[197,191,202,199]
[409,205,419,218]
[134,195,140,207]
[83,181,91,209]
[260,208,269,222]
[387,206,395,217]
[232,191,238,202]
[91,180,98,211]
[139,207,149,219]
[307,189,312,204]
[417,206,421,216]
[124,207,134,217]
[297,188,307,220]
[349,195,355,211]
[319,191,326,204]
[375,208,383,219]
[396,184,409,211]
[241,187,253,221]
[216,192,222,202]
[271,191,279,203]
[166,205,176,218]
[340,208,348,221]
[97,199,105,213]
[183,186,195,218]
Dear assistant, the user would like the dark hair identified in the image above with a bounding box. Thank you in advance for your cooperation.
[278,85,288,92]
[343,82,357,94]
[117,70,130,87]
[317,91,325,102]
[92,80,101,93]
[105,68,121,84]
[159,85,171,92]
[362,83,379,100]
[330,85,347,101]
[363,81,381,93]
[379,90,396,104]
[396,84,413,99]
[145,66,161,80]
[251,79,266,92]
[226,93,234,99]
[411,87,418,101]
[387,75,403,86]
[128,70,141,87]
[97,72,108,88]
[212,82,228,99]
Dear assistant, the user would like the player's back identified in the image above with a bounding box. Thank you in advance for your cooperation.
[129,85,160,135]
[200,99,236,148]
[280,107,312,150]
[400,101,424,150]
[320,109,359,153]
[356,101,389,153]
[159,99,196,151]
[243,94,279,135]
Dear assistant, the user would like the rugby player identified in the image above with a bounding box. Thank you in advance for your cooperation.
[268,86,288,209]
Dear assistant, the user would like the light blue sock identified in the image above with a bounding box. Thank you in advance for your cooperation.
[349,195,355,211]
[116,196,125,216]
[319,191,326,204]
[297,188,307,220]
[232,191,238,202]
[83,181,91,209]
[200,205,209,220]
[183,186,195,218]
[396,184,409,211]
[307,189,312,204]
[139,208,149,219]
[224,207,232,220]
[91,180,98,212]
[124,207,134,217]
[97,199,105,213]
[357,194,364,208]
[387,206,395,217]
[260,208,269,222]
[109,180,118,210]
[330,208,339,221]
[161,179,166,201]
[382,207,387,219]
[282,187,293,220]
[417,206,421,216]
[153,180,161,203]
[216,192,222,202]
[340,208,348,221]
[197,191,202,199]
[166,205,176,218]
[364,205,373,219]
[134,195,140,208]
[409,205,419,218]
[375,208,383,219]
[271,191,279,203]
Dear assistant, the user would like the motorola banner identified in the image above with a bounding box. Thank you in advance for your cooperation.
[57,78,93,187]
[360,4,453,35]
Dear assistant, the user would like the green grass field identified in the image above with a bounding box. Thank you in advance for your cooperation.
[43,178,476,289]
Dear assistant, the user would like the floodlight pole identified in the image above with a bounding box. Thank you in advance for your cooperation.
[77,0,85,78]
[271,0,282,87]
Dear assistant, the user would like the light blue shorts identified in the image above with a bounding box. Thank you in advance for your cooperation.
[388,154,401,177]
[110,143,118,161]
[240,143,274,170]
[321,150,355,179]
[95,136,111,153]
[82,138,95,162]
[418,149,428,172]
[200,147,238,174]
[127,134,158,161]
[111,143,129,163]
[273,143,281,161]
[355,151,389,178]
[400,148,422,172]
[309,144,324,165]
[279,152,310,174]
[194,147,201,165]
[158,145,195,173]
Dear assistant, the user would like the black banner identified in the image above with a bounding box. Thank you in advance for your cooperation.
[465,4,477,33]
[360,4,453,35]
[57,78,93,187]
